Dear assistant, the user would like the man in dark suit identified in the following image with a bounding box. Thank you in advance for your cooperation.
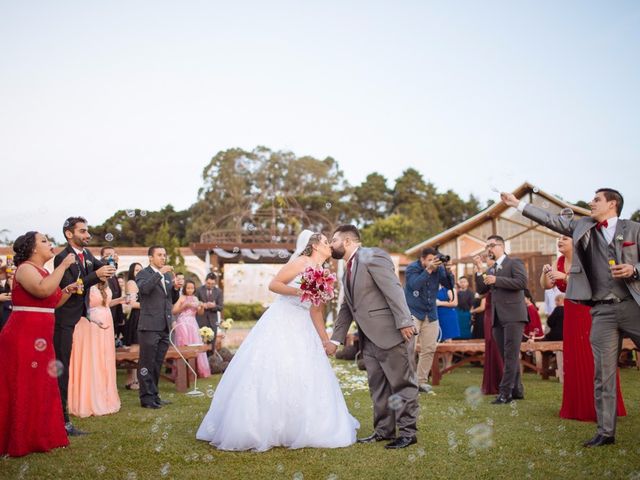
[196,272,223,331]
[136,245,180,409]
[55,217,115,435]
[473,235,528,405]
[502,188,640,447]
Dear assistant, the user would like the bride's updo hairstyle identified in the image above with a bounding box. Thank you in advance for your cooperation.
[13,231,38,266]
[301,233,323,257]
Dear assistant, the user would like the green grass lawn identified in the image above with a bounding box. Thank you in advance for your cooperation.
[2,363,639,480]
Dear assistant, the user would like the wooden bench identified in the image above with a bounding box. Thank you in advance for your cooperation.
[430,338,636,386]
[116,344,212,392]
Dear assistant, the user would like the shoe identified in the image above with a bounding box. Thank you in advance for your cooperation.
[357,433,395,443]
[491,395,513,405]
[512,392,524,400]
[156,398,172,406]
[125,381,139,391]
[583,434,615,447]
[418,384,433,394]
[384,436,417,449]
[65,422,89,436]
[141,402,162,409]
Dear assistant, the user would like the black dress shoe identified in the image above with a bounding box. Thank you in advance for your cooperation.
[141,402,162,409]
[512,393,524,400]
[491,395,513,405]
[65,422,89,436]
[156,398,172,406]
[384,436,417,449]
[583,434,615,447]
[357,433,395,443]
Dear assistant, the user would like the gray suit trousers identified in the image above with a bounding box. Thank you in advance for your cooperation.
[590,299,640,436]
[361,334,419,438]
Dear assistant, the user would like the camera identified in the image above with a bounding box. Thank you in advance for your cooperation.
[435,251,450,264]
[105,256,118,269]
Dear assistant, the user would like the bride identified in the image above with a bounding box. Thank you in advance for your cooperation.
[196,230,359,451]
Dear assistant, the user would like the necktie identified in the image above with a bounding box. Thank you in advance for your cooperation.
[596,219,608,230]
[346,256,354,292]
[77,252,85,267]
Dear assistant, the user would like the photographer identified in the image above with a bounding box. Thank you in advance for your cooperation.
[404,248,454,392]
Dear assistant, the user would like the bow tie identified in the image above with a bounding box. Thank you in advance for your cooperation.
[596,220,608,230]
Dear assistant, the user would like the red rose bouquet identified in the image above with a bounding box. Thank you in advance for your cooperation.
[299,266,336,306]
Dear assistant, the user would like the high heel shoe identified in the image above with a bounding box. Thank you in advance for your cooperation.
[125,381,139,391]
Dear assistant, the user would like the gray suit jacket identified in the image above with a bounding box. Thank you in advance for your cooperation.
[476,255,528,324]
[136,266,180,332]
[331,247,414,350]
[522,204,640,305]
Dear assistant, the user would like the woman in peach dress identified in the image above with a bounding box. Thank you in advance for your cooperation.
[68,281,122,417]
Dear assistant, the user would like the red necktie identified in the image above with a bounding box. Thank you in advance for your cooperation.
[77,252,85,266]
[596,220,608,230]
[346,257,354,292]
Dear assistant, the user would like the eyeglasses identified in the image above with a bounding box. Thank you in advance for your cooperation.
[485,243,503,249]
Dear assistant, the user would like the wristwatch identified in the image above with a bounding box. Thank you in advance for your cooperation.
[633,267,639,280]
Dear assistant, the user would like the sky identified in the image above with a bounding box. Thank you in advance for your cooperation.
[1,0,639,242]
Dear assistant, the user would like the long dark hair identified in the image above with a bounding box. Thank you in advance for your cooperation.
[127,262,142,281]
[13,231,38,266]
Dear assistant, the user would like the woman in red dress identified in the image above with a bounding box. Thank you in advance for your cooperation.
[478,258,503,395]
[0,231,79,457]
[541,235,626,421]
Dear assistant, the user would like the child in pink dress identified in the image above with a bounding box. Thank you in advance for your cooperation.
[172,280,211,378]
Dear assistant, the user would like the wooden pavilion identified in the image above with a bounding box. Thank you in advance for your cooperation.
[404,182,590,301]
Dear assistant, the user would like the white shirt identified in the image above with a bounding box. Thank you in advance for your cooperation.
[495,254,506,268]
[150,265,167,293]
[330,247,360,347]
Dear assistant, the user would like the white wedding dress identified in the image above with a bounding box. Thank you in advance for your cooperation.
[196,275,359,451]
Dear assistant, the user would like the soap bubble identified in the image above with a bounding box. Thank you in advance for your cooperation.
[140,368,149,376]
[407,454,416,463]
[293,473,304,480]
[560,208,574,220]
[466,423,494,450]
[541,201,549,209]
[34,338,47,352]
[388,394,404,411]
[96,465,106,474]
[464,385,483,408]
[232,247,240,254]
[412,291,420,298]
[325,202,332,210]
[126,210,136,218]
[206,388,215,398]
[160,464,170,477]
[105,233,114,242]
[31,361,38,368]
[47,359,64,378]
[203,454,214,463]
[276,464,285,473]
[532,186,540,193]
[140,210,148,217]
[126,472,138,480]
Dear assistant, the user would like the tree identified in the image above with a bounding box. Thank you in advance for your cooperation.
[361,214,416,252]
[631,209,640,222]
[351,173,393,226]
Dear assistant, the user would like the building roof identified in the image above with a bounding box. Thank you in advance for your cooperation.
[404,181,590,256]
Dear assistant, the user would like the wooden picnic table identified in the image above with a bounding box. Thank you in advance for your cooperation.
[430,338,636,386]
[116,344,212,392]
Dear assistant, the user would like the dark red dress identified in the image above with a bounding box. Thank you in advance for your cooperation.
[0,263,69,456]
[556,256,626,421]
[482,293,503,395]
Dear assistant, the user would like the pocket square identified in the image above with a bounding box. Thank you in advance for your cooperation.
[622,241,636,247]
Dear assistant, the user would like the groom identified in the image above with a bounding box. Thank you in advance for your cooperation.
[327,225,419,449]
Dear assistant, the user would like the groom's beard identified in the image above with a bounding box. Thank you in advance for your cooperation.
[331,246,346,260]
